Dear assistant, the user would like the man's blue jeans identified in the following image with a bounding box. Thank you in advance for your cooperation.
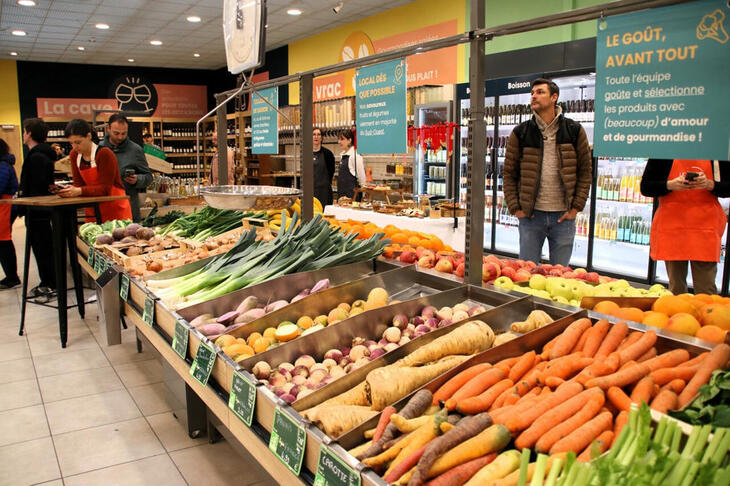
[518,210,576,266]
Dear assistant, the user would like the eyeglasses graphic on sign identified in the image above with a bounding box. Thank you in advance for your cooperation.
[114,77,155,112]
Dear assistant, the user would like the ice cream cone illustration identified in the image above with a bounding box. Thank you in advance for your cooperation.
[697,9,729,44]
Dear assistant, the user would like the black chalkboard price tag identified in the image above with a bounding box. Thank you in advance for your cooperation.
[314,445,360,486]
[172,320,189,360]
[190,340,216,386]
[228,370,256,426]
[142,295,154,327]
[269,407,306,476]
[87,246,95,266]
[119,274,130,301]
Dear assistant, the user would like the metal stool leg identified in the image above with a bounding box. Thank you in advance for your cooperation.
[18,223,32,336]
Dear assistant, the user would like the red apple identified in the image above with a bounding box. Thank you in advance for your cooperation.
[502,260,521,271]
[417,255,435,268]
[454,262,465,277]
[574,268,588,275]
[549,269,563,276]
[524,260,537,269]
[598,276,614,283]
[531,266,548,276]
[585,272,600,283]
[399,250,417,264]
[540,264,553,272]
[434,258,454,274]
[482,262,501,282]
[416,247,435,260]
[514,269,532,282]
[562,271,577,279]
[485,254,501,266]
[501,267,517,280]
[553,264,564,271]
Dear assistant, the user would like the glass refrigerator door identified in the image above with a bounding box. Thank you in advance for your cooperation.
[414,103,450,199]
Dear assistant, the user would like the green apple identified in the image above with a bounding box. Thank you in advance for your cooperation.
[593,283,612,297]
[550,280,574,301]
[545,277,565,295]
[554,296,570,305]
[534,290,552,300]
[649,283,665,293]
[493,276,514,290]
[569,281,587,300]
[529,274,547,291]
[569,299,580,307]
[613,279,630,289]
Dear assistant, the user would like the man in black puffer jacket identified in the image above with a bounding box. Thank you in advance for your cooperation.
[21,118,56,299]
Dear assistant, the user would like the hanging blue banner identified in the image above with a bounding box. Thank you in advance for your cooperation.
[355,58,407,154]
[594,0,730,160]
[252,87,278,154]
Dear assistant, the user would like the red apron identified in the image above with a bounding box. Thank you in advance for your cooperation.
[650,159,726,262]
[0,194,12,241]
[77,148,132,223]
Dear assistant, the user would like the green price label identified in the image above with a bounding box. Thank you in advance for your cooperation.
[249,218,265,227]
[229,371,256,426]
[142,295,155,327]
[314,446,360,486]
[190,341,216,386]
[172,320,189,360]
[87,246,95,266]
[269,407,306,476]
[120,274,130,302]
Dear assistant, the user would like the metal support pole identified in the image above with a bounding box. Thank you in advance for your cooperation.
[466,0,486,286]
[216,94,229,185]
[300,74,314,222]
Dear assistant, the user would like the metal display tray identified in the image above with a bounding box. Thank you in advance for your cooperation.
[200,185,301,211]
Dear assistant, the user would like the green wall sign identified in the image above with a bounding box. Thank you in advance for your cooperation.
[252,87,279,154]
[594,0,730,159]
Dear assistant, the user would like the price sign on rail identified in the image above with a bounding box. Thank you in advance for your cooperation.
[172,320,189,360]
[87,246,95,266]
[119,274,130,302]
[142,295,155,327]
[269,407,306,476]
[190,341,216,386]
[314,446,360,486]
[229,370,256,426]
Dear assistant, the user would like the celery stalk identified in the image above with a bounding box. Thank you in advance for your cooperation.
[679,462,700,486]
[702,428,725,464]
[530,454,549,486]
[544,458,563,486]
[710,427,730,466]
[518,449,531,486]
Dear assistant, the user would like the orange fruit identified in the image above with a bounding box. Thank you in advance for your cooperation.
[408,236,422,246]
[593,300,621,316]
[642,311,670,329]
[664,313,701,336]
[692,293,715,307]
[653,295,699,319]
[253,337,270,354]
[418,239,433,249]
[695,325,728,343]
[391,232,408,244]
[246,332,262,348]
[698,303,730,331]
[614,307,645,323]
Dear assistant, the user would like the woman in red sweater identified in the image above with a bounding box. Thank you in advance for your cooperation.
[59,119,132,222]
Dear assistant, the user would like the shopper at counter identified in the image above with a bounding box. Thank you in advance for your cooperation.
[503,78,592,266]
[99,114,152,221]
[313,127,335,206]
[641,159,730,295]
[20,118,57,297]
[336,129,366,200]
[209,131,236,186]
[61,118,132,222]
[50,143,65,161]
[0,139,19,289]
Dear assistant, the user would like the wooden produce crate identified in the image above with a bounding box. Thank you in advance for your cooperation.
[178,226,246,250]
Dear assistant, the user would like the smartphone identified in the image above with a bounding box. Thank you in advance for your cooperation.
[124,169,135,177]
[685,171,699,181]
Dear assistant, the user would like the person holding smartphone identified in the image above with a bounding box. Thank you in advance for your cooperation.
[641,159,730,294]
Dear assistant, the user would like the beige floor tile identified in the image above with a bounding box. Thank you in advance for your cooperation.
[114,359,163,388]
[0,378,42,411]
[0,321,25,344]
[0,404,50,447]
[103,340,158,365]
[128,382,171,416]
[38,366,124,403]
[32,480,64,486]
[0,357,37,384]
[34,346,109,378]
[45,389,141,435]
[146,412,207,452]
[28,328,99,356]
[0,437,60,485]
[170,441,273,486]
[0,340,30,362]
[63,453,187,486]
[53,417,164,477]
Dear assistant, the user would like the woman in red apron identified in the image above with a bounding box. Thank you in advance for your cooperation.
[641,159,729,294]
[0,138,20,289]
[59,119,132,222]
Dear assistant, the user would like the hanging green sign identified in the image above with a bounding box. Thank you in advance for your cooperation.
[269,407,306,476]
[594,0,730,159]
[142,295,155,327]
[355,58,408,155]
[172,320,189,360]
[314,446,360,486]
[120,274,130,302]
[252,87,278,154]
[190,341,216,386]
[229,370,256,426]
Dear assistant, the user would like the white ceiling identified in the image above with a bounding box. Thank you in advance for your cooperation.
[0,0,416,69]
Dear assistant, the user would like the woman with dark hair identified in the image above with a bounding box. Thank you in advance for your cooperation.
[312,127,335,206]
[336,129,366,199]
[60,119,132,222]
[0,138,20,289]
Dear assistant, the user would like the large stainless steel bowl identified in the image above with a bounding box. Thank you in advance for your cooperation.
[199,185,301,210]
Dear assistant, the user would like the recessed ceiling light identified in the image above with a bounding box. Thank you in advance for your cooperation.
[186,15,201,23]
[95,23,110,30]
[17,0,36,6]
[150,40,162,46]
[11,30,27,36]
[77,46,85,51]
[287,8,302,15]
[193,53,200,57]
[9,52,18,56]
[128,58,135,62]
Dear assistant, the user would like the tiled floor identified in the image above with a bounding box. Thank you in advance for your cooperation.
[0,222,274,485]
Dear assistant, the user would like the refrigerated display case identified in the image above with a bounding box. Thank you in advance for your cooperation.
[413,102,453,199]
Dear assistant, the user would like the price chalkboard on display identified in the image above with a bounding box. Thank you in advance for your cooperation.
[228,370,256,426]
[120,274,130,301]
[269,407,306,476]
[172,320,189,360]
[314,446,360,486]
[190,341,216,386]
[142,295,155,327]
[87,246,95,266]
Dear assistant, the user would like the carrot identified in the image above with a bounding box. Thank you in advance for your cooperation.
[550,318,592,360]
[494,356,520,369]
[541,355,594,382]
[643,349,690,371]
[424,424,511,480]
[491,386,516,411]
[508,351,536,383]
[384,444,427,483]
[512,362,546,396]
[575,354,620,385]
[423,453,497,486]
[456,379,513,415]
[660,378,686,394]
[595,321,629,358]
[581,319,610,358]
[650,389,678,414]
[445,368,506,410]
[487,405,515,425]
[502,381,584,433]
[617,331,643,352]
[585,361,650,389]
[550,410,613,454]
[539,386,551,396]
[372,406,396,443]
[545,376,565,389]
[540,335,561,360]
[649,365,699,385]
[571,324,592,353]
[607,386,632,412]
[503,392,520,406]
[617,330,657,366]
[514,387,603,449]
[618,359,637,371]
[386,412,447,478]
[679,351,709,368]
[433,363,492,405]
[534,393,604,453]
[611,410,629,447]
[630,376,655,405]
[637,347,657,363]
[678,343,730,408]
[577,430,614,462]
